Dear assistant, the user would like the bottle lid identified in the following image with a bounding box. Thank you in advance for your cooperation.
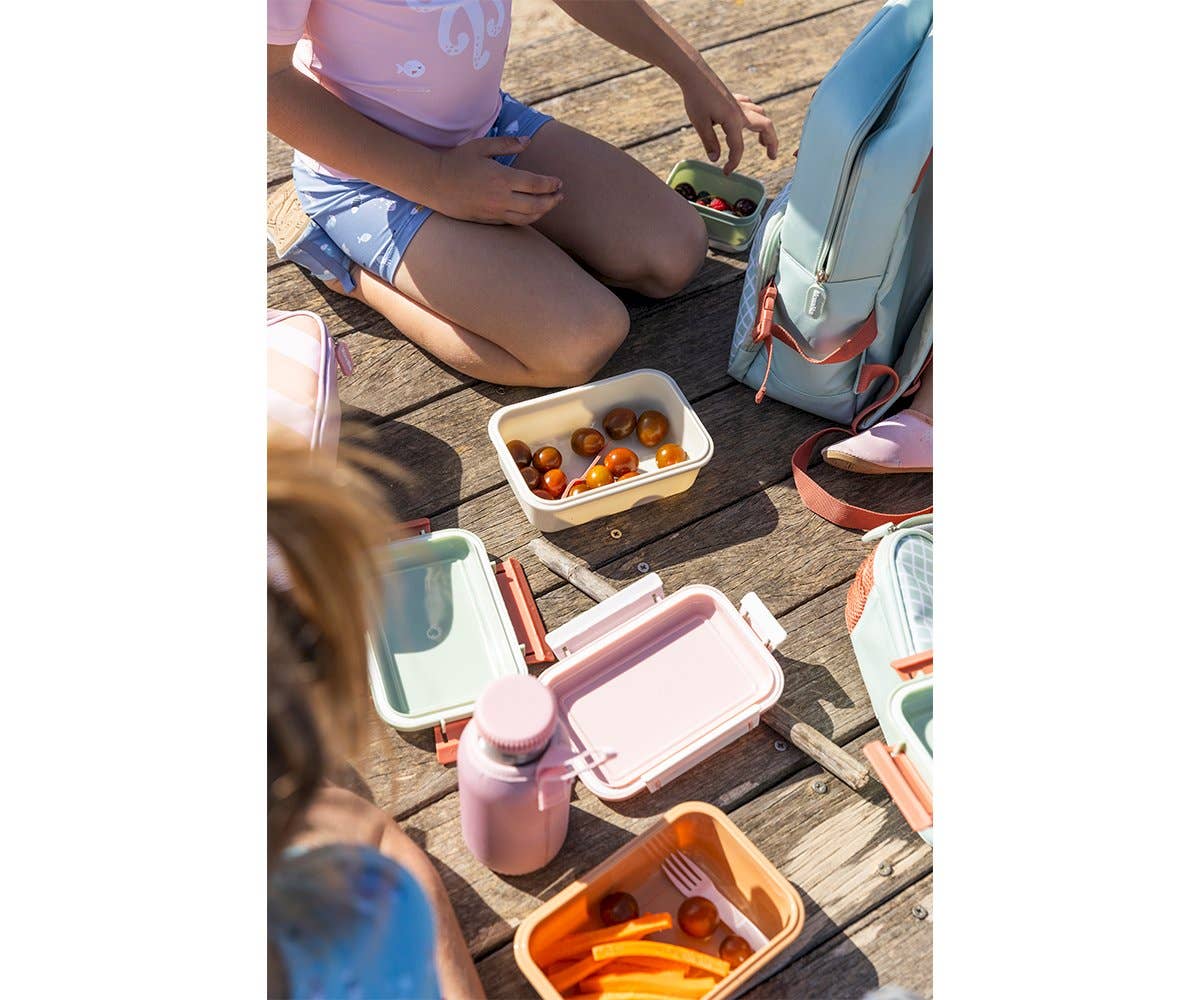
[474,675,558,757]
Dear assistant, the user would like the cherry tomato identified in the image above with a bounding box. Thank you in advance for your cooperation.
[719,935,753,969]
[655,443,688,468]
[585,465,615,489]
[532,489,555,500]
[603,447,639,477]
[602,407,637,440]
[597,891,640,926]
[507,440,533,467]
[636,410,669,448]
[678,896,719,940]
[570,427,606,457]
[565,481,590,498]
[520,466,541,490]
[617,470,640,481]
[532,446,562,473]
[541,468,568,499]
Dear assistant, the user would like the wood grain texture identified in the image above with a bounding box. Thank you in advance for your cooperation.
[503,0,851,105]
[743,875,933,999]
[474,728,932,995]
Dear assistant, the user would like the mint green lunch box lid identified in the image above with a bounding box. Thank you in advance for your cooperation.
[666,159,766,253]
[365,528,530,732]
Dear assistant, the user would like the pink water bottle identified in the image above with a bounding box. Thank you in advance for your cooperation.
[457,675,583,875]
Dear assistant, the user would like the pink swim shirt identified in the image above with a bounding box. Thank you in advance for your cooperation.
[269,0,514,174]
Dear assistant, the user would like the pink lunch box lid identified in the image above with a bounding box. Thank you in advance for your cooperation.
[539,576,786,801]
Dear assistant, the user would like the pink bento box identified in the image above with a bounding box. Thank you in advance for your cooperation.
[537,573,786,800]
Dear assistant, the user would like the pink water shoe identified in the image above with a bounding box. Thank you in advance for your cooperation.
[822,409,932,475]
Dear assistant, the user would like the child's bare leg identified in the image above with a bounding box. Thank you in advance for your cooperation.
[514,121,709,299]
[338,213,629,387]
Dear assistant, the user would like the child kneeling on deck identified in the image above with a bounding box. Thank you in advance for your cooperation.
[267,438,485,999]
[267,0,777,388]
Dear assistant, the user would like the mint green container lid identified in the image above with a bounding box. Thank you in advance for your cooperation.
[666,159,766,253]
[365,529,529,732]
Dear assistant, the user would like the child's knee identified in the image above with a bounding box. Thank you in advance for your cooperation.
[636,210,707,299]
[535,291,629,386]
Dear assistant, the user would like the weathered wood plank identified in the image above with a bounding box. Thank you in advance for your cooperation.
[532,3,873,154]
[265,1,868,186]
[503,0,851,105]
[745,875,933,1000]
[472,727,933,992]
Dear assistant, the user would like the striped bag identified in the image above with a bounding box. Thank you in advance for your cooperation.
[266,309,352,455]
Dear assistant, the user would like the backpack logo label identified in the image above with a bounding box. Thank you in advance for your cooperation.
[805,283,827,318]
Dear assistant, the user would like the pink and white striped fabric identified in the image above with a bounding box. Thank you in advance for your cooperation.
[267,308,352,454]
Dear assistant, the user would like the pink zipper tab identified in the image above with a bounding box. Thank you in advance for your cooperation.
[334,341,353,376]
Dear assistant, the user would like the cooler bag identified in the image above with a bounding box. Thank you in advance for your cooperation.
[844,514,933,844]
[727,0,933,529]
[267,308,352,455]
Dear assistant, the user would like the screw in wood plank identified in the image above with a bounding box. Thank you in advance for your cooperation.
[773,740,787,752]
[637,561,650,573]
[911,904,928,921]
[877,862,894,877]
[610,529,622,539]
[811,779,828,794]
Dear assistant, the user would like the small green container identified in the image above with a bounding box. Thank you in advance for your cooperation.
[666,159,766,254]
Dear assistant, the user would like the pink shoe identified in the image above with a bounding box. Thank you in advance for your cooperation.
[822,409,932,474]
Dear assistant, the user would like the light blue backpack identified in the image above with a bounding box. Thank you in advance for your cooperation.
[727,0,933,530]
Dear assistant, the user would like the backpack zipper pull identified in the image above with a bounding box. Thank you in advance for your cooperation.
[334,340,353,376]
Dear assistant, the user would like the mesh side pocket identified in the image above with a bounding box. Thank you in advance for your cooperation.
[845,547,877,632]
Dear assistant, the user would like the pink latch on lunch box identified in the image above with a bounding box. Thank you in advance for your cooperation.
[538,574,786,801]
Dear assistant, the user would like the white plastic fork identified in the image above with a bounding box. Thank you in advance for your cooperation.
[660,851,769,950]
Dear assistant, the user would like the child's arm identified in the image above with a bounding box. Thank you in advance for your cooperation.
[267,45,563,226]
[293,786,487,1000]
[552,0,778,175]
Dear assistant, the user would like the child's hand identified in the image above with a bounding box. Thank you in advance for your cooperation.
[430,136,564,226]
[681,81,779,175]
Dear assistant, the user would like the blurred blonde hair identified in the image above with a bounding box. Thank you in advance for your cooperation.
[266,431,397,861]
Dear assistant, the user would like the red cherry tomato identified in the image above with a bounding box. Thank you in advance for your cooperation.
[719,935,753,969]
[520,466,541,490]
[507,440,532,467]
[531,489,555,500]
[603,447,639,477]
[570,427,606,457]
[532,446,562,473]
[597,891,640,926]
[655,443,688,468]
[636,410,669,448]
[678,896,719,939]
[541,468,568,499]
[585,465,615,489]
[602,407,637,440]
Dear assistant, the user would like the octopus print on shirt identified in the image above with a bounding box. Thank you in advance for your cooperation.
[267,0,515,177]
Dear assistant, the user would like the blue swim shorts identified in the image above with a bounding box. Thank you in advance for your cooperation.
[281,92,553,291]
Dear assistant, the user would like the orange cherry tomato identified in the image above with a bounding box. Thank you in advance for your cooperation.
[719,935,753,969]
[520,466,541,490]
[532,446,562,473]
[598,891,640,926]
[570,427,606,457]
[532,489,555,500]
[636,410,669,448]
[617,470,640,481]
[678,896,719,940]
[602,407,637,440]
[541,468,568,499]
[565,481,590,498]
[507,440,532,467]
[585,465,615,489]
[655,443,688,468]
[603,447,639,477]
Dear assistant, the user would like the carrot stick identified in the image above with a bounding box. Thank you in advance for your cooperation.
[591,941,730,978]
[573,994,690,1000]
[535,913,673,966]
[580,971,717,998]
[548,954,614,994]
[602,958,691,975]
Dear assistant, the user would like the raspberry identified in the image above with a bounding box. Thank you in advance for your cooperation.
[708,197,729,212]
